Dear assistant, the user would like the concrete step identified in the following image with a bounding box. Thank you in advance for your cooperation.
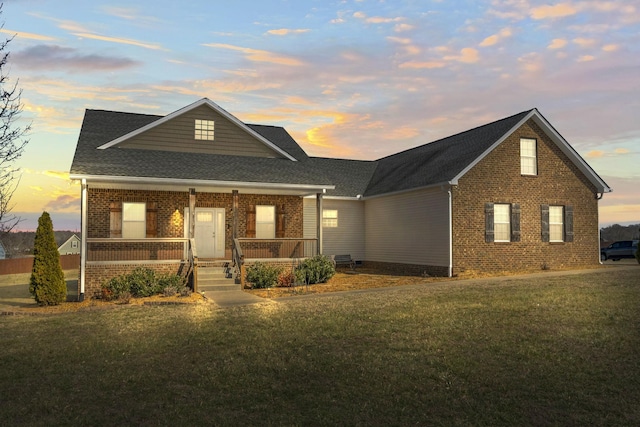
[196,264,239,292]
[199,283,242,292]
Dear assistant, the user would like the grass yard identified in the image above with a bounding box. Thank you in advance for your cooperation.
[1,267,639,425]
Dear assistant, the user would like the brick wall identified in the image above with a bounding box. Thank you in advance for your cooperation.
[87,188,304,246]
[451,119,600,273]
[84,188,304,297]
[84,262,184,298]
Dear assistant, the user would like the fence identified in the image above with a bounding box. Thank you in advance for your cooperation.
[0,254,80,275]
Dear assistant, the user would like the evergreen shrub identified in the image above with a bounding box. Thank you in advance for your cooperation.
[29,212,66,305]
[295,255,335,284]
[245,262,282,288]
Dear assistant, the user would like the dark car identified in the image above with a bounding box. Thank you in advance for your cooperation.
[601,240,639,261]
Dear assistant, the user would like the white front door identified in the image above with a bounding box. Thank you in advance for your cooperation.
[185,208,225,258]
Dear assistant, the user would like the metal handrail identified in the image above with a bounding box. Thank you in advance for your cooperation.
[232,238,245,278]
[189,238,198,292]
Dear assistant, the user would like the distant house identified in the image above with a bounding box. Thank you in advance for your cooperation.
[70,98,611,298]
[0,241,6,259]
[58,234,81,255]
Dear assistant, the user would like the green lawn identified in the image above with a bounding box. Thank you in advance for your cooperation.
[1,268,639,425]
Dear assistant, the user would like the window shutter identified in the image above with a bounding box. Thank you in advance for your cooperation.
[246,204,256,238]
[485,203,494,243]
[109,201,122,238]
[276,204,286,238]
[564,205,574,242]
[146,202,157,238]
[511,203,521,242]
[541,204,550,242]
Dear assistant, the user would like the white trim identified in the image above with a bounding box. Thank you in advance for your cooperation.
[80,179,87,298]
[96,98,298,161]
[450,109,611,193]
[70,174,334,192]
[362,182,453,200]
[447,188,452,278]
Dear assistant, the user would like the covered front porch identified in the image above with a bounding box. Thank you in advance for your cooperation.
[78,177,333,299]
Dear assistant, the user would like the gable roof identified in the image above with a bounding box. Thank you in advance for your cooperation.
[97,98,297,161]
[70,101,610,198]
[58,234,80,250]
[70,109,334,191]
[364,108,610,197]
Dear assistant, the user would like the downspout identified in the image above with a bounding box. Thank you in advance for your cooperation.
[597,192,603,264]
[448,188,453,277]
[79,179,87,301]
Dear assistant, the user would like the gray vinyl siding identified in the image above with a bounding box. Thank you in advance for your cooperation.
[365,187,450,266]
[303,198,366,261]
[303,198,317,239]
[119,104,283,158]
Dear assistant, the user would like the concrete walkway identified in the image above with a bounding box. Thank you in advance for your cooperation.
[203,289,270,308]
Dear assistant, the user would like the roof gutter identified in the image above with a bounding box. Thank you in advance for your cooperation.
[69,174,335,192]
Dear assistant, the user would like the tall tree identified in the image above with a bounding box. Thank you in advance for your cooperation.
[29,212,66,305]
[0,4,30,233]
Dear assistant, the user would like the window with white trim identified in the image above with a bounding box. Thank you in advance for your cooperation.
[549,206,564,242]
[71,240,78,249]
[322,209,338,228]
[520,138,537,175]
[256,205,275,238]
[494,204,511,242]
[195,119,214,140]
[122,202,146,238]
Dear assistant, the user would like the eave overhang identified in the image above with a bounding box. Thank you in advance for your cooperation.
[69,174,335,196]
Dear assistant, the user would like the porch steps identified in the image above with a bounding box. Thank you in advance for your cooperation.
[196,262,240,292]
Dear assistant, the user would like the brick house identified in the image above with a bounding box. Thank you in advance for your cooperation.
[70,98,610,299]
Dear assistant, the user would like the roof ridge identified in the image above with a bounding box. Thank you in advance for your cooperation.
[375,109,535,161]
[86,109,163,117]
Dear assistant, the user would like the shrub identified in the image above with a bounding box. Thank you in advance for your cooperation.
[276,270,296,287]
[101,268,185,299]
[29,212,66,306]
[158,273,186,296]
[127,267,161,297]
[102,275,130,301]
[295,255,335,285]
[245,262,282,289]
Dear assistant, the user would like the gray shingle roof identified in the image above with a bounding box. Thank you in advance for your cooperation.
[363,110,532,196]
[71,107,548,197]
[307,158,378,197]
[70,110,332,186]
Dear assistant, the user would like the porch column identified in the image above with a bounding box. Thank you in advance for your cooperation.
[232,190,239,239]
[316,192,323,255]
[189,188,196,239]
[79,179,87,301]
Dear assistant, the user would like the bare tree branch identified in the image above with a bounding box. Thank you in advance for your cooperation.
[0,3,30,234]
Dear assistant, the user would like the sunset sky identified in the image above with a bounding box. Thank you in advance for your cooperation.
[3,0,639,231]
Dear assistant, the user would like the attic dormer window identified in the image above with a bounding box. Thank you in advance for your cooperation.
[195,119,214,140]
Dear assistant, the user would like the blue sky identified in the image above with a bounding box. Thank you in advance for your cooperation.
[3,0,639,230]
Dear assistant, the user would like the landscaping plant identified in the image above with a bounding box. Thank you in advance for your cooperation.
[29,211,66,305]
[295,255,335,284]
[101,267,186,301]
[245,262,282,288]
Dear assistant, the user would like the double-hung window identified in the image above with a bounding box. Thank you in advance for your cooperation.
[322,209,338,228]
[493,204,511,242]
[122,202,146,239]
[256,205,275,239]
[549,206,564,242]
[485,203,521,243]
[520,138,537,175]
[541,204,573,243]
